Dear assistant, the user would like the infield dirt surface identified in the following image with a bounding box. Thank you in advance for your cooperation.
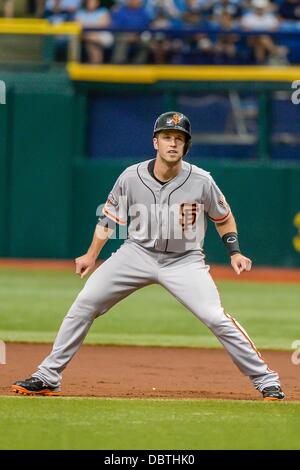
[1,259,300,283]
[1,260,299,402]
[2,343,299,401]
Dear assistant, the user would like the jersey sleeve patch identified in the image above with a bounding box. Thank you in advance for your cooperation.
[101,176,128,226]
[205,179,231,223]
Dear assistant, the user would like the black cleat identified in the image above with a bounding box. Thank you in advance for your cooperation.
[12,377,60,396]
[262,386,285,401]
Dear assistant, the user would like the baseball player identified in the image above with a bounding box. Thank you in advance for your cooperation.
[13,112,285,401]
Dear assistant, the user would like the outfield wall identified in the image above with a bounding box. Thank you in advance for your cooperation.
[70,160,300,267]
[0,70,299,266]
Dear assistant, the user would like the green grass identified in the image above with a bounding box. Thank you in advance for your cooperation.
[0,397,299,450]
[0,267,298,350]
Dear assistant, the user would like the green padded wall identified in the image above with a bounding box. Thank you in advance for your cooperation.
[0,70,299,267]
[0,71,75,258]
[71,160,300,267]
[0,86,9,255]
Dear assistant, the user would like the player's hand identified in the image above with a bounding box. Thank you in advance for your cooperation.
[230,253,252,275]
[75,254,96,279]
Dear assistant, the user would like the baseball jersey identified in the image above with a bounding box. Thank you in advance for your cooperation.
[99,159,231,253]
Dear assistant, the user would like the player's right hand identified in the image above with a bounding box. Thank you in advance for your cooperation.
[75,254,96,279]
[230,253,252,275]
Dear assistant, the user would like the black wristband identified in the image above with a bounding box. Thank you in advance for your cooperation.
[222,232,241,256]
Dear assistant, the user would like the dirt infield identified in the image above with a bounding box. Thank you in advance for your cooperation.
[1,258,300,283]
[1,343,299,401]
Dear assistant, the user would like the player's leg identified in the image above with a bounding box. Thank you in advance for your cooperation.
[13,242,157,393]
[158,252,282,396]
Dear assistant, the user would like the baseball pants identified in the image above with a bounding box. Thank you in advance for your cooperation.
[33,241,280,391]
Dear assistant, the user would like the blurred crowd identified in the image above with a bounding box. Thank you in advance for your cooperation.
[1,0,300,64]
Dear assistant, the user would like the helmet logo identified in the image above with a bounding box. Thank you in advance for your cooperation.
[167,113,183,127]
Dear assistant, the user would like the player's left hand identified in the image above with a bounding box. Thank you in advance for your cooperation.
[230,253,252,275]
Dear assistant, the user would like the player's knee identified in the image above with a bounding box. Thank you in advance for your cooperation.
[201,307,224,330]
[207,315,233,335]
[67,291,101,321]
[205,318,220,330]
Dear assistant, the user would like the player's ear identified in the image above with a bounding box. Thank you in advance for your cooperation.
[153,137,158,151]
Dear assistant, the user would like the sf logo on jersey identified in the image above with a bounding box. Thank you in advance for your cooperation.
[180,203,199,231]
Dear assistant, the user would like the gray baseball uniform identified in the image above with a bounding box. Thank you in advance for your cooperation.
[33,160,280,392]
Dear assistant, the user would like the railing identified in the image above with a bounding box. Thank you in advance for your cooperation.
[0,18,80,35]
[81,25,300,37]
[0,18,81,64]
[0,19,299,65]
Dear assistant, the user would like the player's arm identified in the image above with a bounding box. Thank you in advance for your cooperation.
[214,212,252,275]
[75,224,114,279]
[75,173,127,279]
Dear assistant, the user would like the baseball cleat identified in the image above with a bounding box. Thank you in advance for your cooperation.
[261,386,285,401]
[12,377,61,396]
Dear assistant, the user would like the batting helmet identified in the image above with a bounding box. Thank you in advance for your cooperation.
[153,111,192,156]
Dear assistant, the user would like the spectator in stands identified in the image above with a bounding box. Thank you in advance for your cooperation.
[182,1,216,59]
[101,0,115,7]
[75,0,113,63]
[241,0,288,64]
[36,0,45,16]
[44,0,75,22]
[162,0,187,19]
[41,0,82,17]
[43,0,79,62]
[3,0,14,17]
[148,6,174,63]
[183,0,208,25]
[213,11,241,61]
[207,0,242,62]
[162,0,213,20]
[209,0,243,20]
[111,0,152,64]
[148,0,207,64]
[279,0,300,20]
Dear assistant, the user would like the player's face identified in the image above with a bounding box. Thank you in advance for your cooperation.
[154,130,186,164]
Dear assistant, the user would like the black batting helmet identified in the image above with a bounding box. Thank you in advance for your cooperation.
[153,111,192,156]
